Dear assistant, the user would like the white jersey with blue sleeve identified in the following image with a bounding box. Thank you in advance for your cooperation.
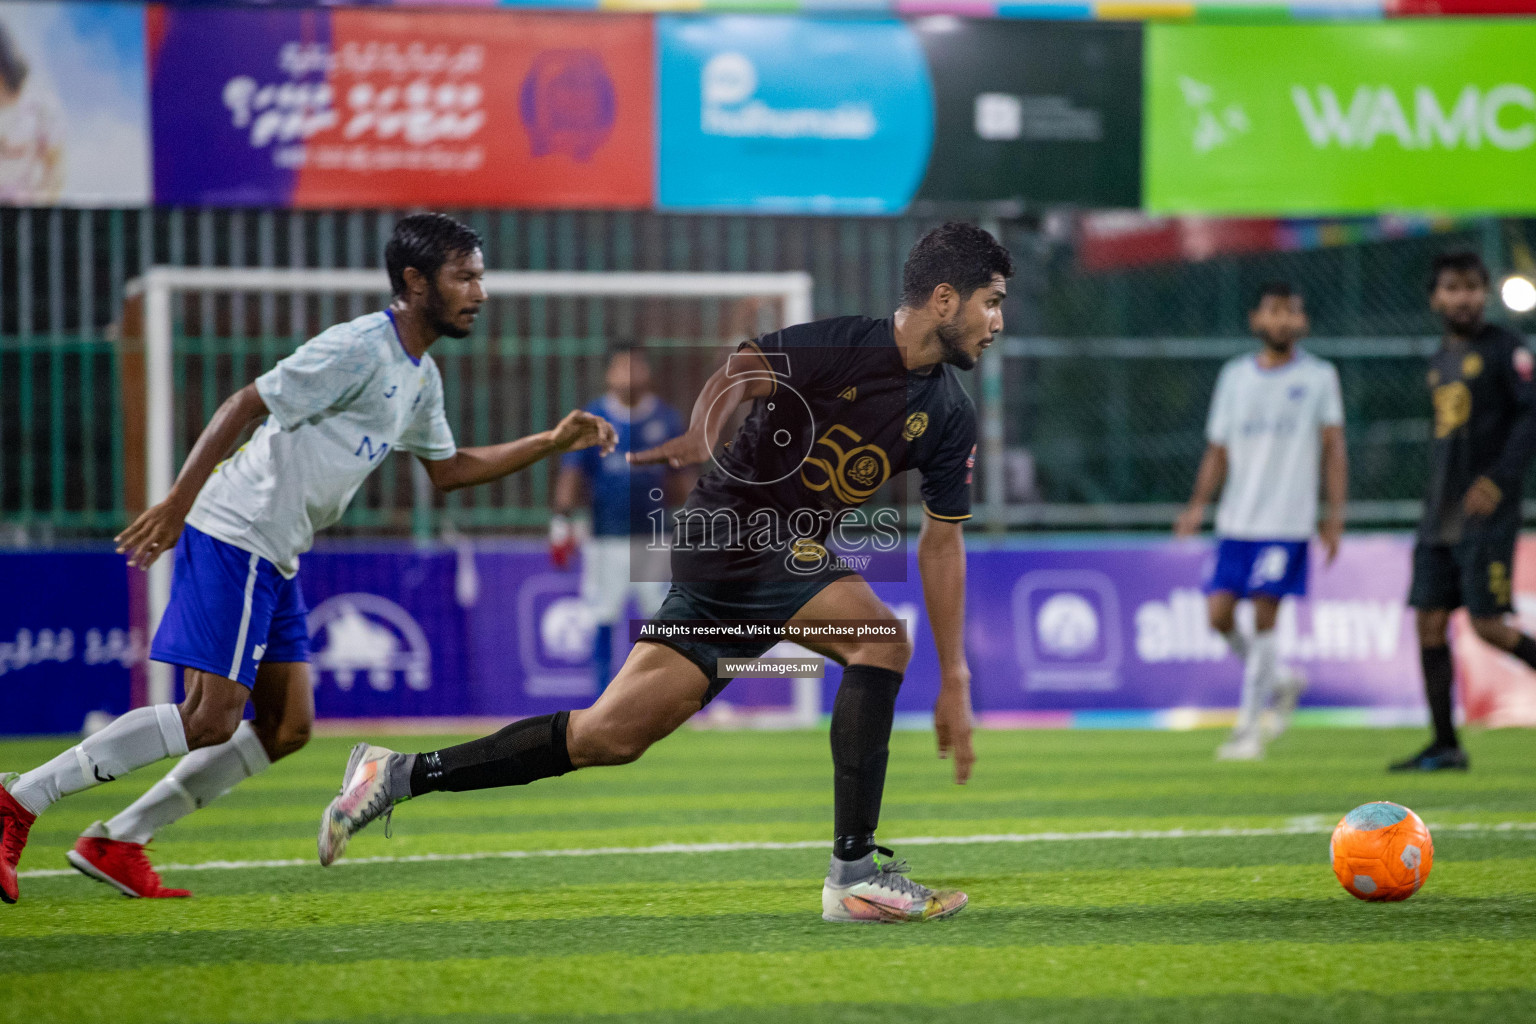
[185,310,456,577]
[1207,349,1344,541]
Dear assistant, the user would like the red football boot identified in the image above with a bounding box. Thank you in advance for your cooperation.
[67,826,191,898]
[0,776,37,904]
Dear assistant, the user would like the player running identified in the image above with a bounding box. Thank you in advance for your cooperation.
[1176,282,1348,761]
[1393,250,1536,772]
[318,222,1013,924]
[551,344,686,692]
[0,214,615,903]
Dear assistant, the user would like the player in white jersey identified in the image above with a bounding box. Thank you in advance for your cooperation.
[1176,282,1348,760]
[0,214,616,903]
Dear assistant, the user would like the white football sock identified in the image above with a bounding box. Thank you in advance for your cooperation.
[105,721,271,845]
[1236,631,1278,738]
[1222,629,1249,659]
[10,704,188,816]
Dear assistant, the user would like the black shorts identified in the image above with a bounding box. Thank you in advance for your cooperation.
[1408,534,1516,617]
[639,572,852,704]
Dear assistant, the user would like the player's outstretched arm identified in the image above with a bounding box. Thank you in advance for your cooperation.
[116,383,270,569]
[1175,443,1228,537]
[918,515,975,785]
[422,409,617,493]
[628,348,775,469]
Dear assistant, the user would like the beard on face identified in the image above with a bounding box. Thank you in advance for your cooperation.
[1260,332,1298,353]
[936,310,977,371]
[1441,307,1483,335]
[426,281,473,340]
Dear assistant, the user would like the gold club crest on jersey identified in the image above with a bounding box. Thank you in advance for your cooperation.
[902,412,929,441]
[1462,352,1483,379]
[801,424,892,505]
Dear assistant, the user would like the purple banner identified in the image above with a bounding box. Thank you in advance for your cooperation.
[0,550,137,735]
[953,535,1417,714]
[150,7,331,206]
[0,536,1423,734]
[305,536,1421,720]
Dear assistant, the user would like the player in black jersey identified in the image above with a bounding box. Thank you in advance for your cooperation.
[1395,250,1536,772]
[318,223,1013,923]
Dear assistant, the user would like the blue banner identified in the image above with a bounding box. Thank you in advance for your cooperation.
[656,16,933,213]
[0,551,136,735]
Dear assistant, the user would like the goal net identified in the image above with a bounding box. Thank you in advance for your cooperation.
[124,266,821,726]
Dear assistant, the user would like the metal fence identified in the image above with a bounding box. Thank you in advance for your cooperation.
[1,207,1530,537]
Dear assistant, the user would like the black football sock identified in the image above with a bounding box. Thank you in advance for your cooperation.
[1421,646,1458,750]
[1510,634,1536,672]
[830,664,903,863]
[409,712,573,796]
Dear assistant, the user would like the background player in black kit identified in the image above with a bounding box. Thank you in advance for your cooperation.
[319,223,1013,923]
[1396,250,1536,772]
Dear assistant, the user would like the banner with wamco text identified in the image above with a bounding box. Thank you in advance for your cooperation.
[150,7,653,208]
[1146,21,1536,214]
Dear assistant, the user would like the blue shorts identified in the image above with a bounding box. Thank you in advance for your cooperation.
[150,525,310,688]
[1205,538,1310,600]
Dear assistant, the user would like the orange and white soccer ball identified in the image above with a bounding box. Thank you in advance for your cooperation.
[1330,801,1434,902]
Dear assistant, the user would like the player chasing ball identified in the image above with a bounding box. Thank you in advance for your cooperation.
[0,214,616,903]
[551,344,687,692]
[1177,282,1348,761]
[1394,250,1536,772]
[318,222,1014,924]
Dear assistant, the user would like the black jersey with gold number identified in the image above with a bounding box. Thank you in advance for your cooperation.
[671,316,976,584]
[1420,323,1536,544]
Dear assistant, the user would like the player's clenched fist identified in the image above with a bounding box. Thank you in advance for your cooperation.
[550,409,617,456]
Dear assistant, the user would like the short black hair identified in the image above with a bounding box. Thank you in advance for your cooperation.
[901,222,1014,309]
[1253,281,1297,308]
[384,213,482,297]
[0,22,29,95]
[607,340,647,363]
[1429,249,1489,293]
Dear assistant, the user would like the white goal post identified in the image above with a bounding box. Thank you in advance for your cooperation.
[130,266,816,712]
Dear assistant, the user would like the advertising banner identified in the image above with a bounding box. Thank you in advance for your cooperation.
[657,16,932,214]
[914,20,1141,209]
[151,7,652,208]
[959,537,1420,715]
[0,2,149,205]
[1146,21,1536,214]
[20,536,1536,734]
[0,552,137,735]
[289,538,1430,723]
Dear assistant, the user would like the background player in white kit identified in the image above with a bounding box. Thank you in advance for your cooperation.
[0,214,615,902]
[1176,282,1349,760]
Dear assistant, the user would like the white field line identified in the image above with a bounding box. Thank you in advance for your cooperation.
[18,820,1536,880]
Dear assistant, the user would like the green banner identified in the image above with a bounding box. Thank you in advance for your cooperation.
[1146,21,1536,214]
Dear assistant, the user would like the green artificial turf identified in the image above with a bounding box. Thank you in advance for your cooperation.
[1,727,1533,1023]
